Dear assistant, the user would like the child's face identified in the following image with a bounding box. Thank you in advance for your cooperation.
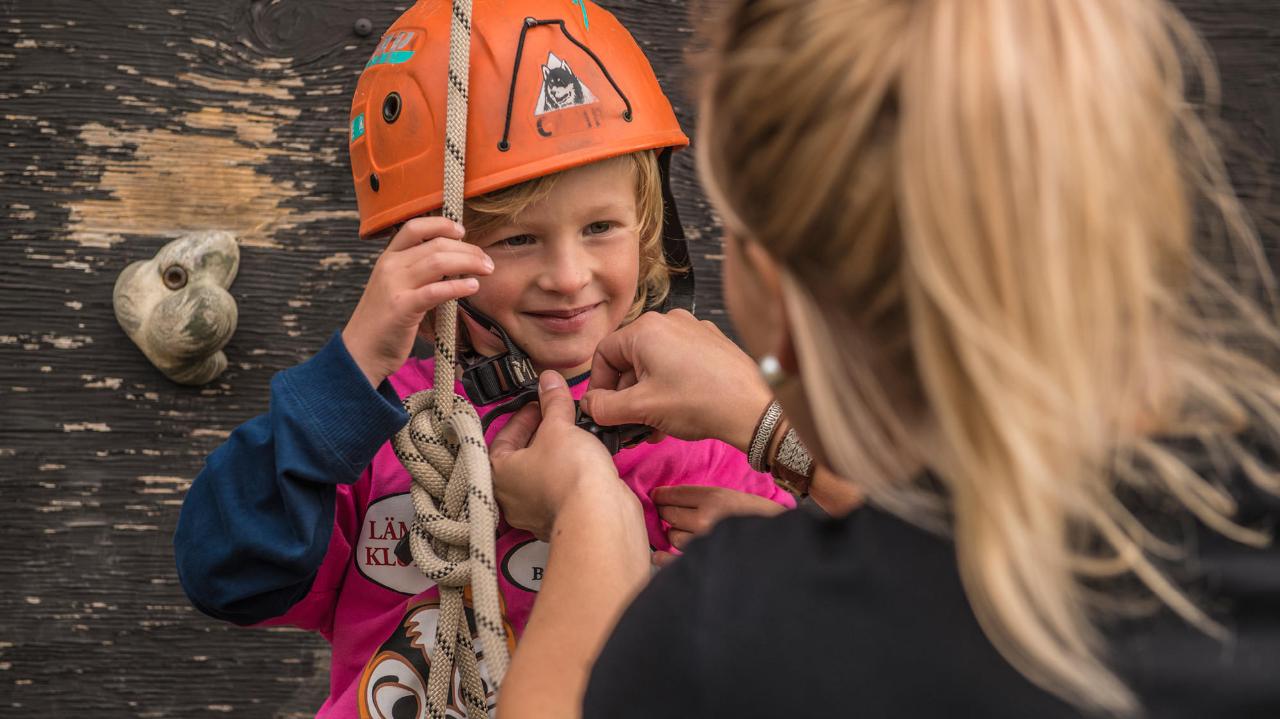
[465,160,641,376]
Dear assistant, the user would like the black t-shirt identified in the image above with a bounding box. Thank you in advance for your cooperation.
[584,464,1280,717]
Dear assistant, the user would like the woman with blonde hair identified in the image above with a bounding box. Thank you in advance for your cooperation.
[488,0,1280,715]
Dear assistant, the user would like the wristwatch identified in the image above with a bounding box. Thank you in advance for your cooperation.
[749,401,816,497]
[770,427,815,497]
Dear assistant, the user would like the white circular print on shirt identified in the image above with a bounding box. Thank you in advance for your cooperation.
[501,538,551,592]
[355,492,436,595]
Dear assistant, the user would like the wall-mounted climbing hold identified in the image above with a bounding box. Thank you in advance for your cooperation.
[113,230,240,386]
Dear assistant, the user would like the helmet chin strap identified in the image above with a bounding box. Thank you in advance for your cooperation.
[394,297,649,567]
[455,299,652,448]
[655,147,696,314]
[456,299,539,413]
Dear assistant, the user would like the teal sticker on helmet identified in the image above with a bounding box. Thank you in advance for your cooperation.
[572,0,589,30]
[351,113,366,142]
[365,49,414,69]
[364,31,417,69]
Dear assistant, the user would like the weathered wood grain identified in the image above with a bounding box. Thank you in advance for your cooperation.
[0,1,1275,717]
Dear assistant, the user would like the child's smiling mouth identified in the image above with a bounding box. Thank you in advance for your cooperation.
[521,302,603,333]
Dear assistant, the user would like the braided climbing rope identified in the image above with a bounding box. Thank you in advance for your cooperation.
[390,0,510,716]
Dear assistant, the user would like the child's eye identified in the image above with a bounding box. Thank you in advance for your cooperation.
[585,221,613,235]
[499,234,536,248]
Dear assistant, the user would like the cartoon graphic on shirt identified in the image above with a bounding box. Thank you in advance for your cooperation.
[358,598,514,719]
[534,52,597,115]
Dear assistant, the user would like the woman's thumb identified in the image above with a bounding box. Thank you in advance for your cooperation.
[537,371,576,425]
[580,388,627,427]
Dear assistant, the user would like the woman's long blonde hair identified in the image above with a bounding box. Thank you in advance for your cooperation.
[699,0,1280,713]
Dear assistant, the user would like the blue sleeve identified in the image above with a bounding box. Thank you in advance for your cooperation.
[174,331,409,626]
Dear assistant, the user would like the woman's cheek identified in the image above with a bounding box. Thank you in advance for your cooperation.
[723,234,771,357]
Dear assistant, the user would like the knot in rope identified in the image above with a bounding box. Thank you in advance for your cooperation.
[393,386,509,719]
[393,390,491,588]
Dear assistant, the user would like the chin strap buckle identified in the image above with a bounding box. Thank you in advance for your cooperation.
[454,298,653,454]
[457,299,540,406]
[460,352,537,406]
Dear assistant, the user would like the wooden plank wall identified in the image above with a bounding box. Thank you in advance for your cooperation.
[1,1,1276,716]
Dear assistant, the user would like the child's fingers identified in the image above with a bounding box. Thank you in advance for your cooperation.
[403,249,493,288]
[651,550,679,568]
[667,529,695,550]
[652,484,717,508]
[406,278,480,314]
[402,235,492,268]
[656,503,704,533]
[387,217,465,252]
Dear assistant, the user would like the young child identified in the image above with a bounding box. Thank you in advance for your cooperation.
[173,2,792,716]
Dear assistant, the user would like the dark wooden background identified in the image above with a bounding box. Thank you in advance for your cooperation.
[1,1,1276,716]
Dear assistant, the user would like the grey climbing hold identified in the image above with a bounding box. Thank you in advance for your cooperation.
[113,230,240,386]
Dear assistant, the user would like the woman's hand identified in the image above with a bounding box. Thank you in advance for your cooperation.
[490,371,639,541]
[342,218,494,388]
[650,485,786,568]
[582,310,772,453]
[492,372,649,719]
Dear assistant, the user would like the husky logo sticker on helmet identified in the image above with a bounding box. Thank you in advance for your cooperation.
[534,52,597,116]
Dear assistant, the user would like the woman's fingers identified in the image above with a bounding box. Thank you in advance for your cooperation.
[580,386,645,428]
[536,370,577,426]
[588,317,644,391]
[490,402,542,461]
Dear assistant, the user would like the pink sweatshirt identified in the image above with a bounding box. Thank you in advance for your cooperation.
[263,356,794,717]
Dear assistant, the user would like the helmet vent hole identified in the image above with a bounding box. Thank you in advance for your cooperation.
[382,93,402,124]
[370,173,381,192]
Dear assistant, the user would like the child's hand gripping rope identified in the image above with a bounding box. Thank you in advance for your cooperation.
[342,217,494,388]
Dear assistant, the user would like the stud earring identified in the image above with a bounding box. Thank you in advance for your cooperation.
[758,354,789,389]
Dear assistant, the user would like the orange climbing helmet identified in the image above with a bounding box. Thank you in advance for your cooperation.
[348,0,691,240]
